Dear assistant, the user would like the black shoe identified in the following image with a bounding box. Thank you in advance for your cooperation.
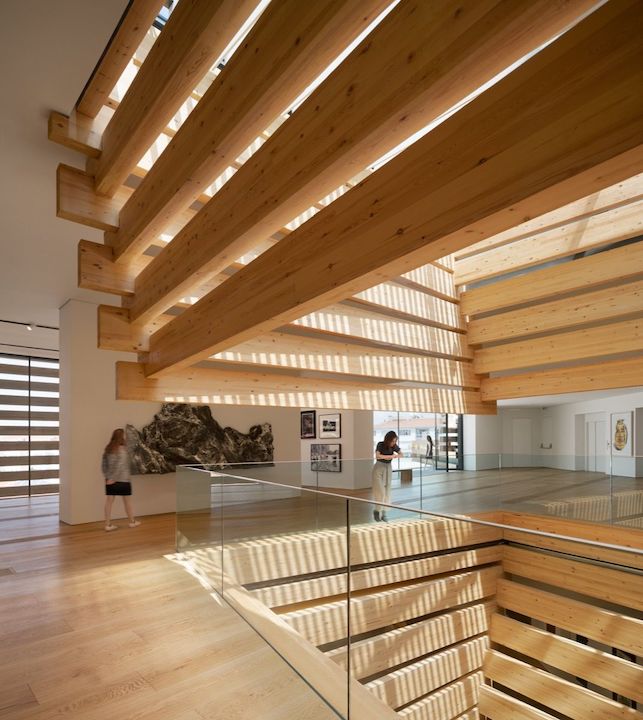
[381,513,388,522]
[373,510,381,521]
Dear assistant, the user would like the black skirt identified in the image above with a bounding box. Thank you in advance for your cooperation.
[105,481,132,496]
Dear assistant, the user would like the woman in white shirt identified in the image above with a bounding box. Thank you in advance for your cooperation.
[101,428,140,532]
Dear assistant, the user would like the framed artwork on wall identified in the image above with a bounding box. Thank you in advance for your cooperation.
[300,410,316,439]
[311,443,342,472]
[319,413,341,439]
[610,412,633,456]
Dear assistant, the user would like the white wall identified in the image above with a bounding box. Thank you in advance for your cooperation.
[464,390,643,477]
[300,409,373,490]
[60,300,304,524]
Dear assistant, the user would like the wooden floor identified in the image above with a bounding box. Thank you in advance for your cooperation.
[0,496,339,720]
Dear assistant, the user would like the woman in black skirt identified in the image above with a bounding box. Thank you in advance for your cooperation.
[102,428,140,531]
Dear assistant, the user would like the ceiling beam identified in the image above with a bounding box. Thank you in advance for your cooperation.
[79,240,151,296]
[106,0,390,263]
[142,1,643,376]
[125,0,599,326]
[480,357,643,401]
[467,279,643,345]
[292,304,471,359]
[75,0,164,118]
[212,332,481,389]
[87,0,258,197]
[453,172,643,262]
[455,197,643,286]
[473,318,643,374]
[351,282,464,331]
[460,239,643,318]
[397,263,458,302]
[116,361,495,414]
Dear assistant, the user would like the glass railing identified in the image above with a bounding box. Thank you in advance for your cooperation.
[178,454,643,526]
[175,464,643,719]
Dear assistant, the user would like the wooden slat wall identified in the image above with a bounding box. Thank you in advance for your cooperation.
[483,521,643,720]
[194,515,503,715]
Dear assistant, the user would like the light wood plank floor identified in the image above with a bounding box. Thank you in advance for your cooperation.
[0,496,340,720]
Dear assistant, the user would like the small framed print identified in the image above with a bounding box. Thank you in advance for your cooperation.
[300,410,316,439]
[311,443,342,473]
[319,413,341,439]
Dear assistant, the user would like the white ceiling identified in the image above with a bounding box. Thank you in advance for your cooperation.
[0,0,129,350]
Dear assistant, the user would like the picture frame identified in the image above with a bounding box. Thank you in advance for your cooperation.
[300,410,316,439]
[318,412,341,439]
[311,443,342,473]
[610,412,633,456]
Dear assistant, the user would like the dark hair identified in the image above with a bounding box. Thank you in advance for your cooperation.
[383,430,398,446]
[105,428,125,454]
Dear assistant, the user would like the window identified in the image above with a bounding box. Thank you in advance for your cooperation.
[0,353,60,497]
[373,411,463,471]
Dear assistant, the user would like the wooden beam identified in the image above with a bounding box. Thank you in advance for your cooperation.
[98,306,173,353]
[79,240,151,296]
[75,0,163,118]
[455,198,643,286]
[480,356,643,401]
[460,239,643,317]
[397,671,483,720]
[283,568,501,645]
[478,685,557,720]
[398,262,458,302]
[454,172,643,262]
[483,650,639,720]
[496,580,643,656]
[106,0,391,263]
[115,361,496,413]
[87,0,258,197]
[467,279,643,345]
[490,614,643,704]
[473,318,643,374]
[366,636,489,710]
[351,282,464,331]
[125,0,602,324]
[212,331,481,388]
[291,304,471,360]
[328,603,493,679]
[499,512,643,555]
[502,545,643,611]
[56,164,130,231]
[48,110,105,158]
[143,1,643,375]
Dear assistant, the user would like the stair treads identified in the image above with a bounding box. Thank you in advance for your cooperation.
[328,601,495,680]
[366,636,488,710]
[397,670,483,720]
[252,545,501,609]
[490,613,643,705]
[479,684,557,720]
[483,650,640,720]
[496,579,643,656]
[222,518,500,585]
[282,566,501,645]
[502,545,643,611]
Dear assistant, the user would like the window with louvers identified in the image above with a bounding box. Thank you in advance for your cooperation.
[0,353,60,497]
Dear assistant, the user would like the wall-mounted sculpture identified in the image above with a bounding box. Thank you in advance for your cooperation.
[126,403,274,474]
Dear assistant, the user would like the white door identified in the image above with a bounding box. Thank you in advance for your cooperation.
[512,418,533,466]
[586,420,607,472]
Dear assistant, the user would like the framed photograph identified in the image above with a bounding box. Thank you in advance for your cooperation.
[300,410,316,439]
[311,443,342,473]
[319,413,341,439]
[610,412,633,456]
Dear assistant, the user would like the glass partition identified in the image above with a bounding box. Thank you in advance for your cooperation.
[176,463,642,718]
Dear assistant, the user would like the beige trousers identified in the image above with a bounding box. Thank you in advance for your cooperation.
[372,461,392,512]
